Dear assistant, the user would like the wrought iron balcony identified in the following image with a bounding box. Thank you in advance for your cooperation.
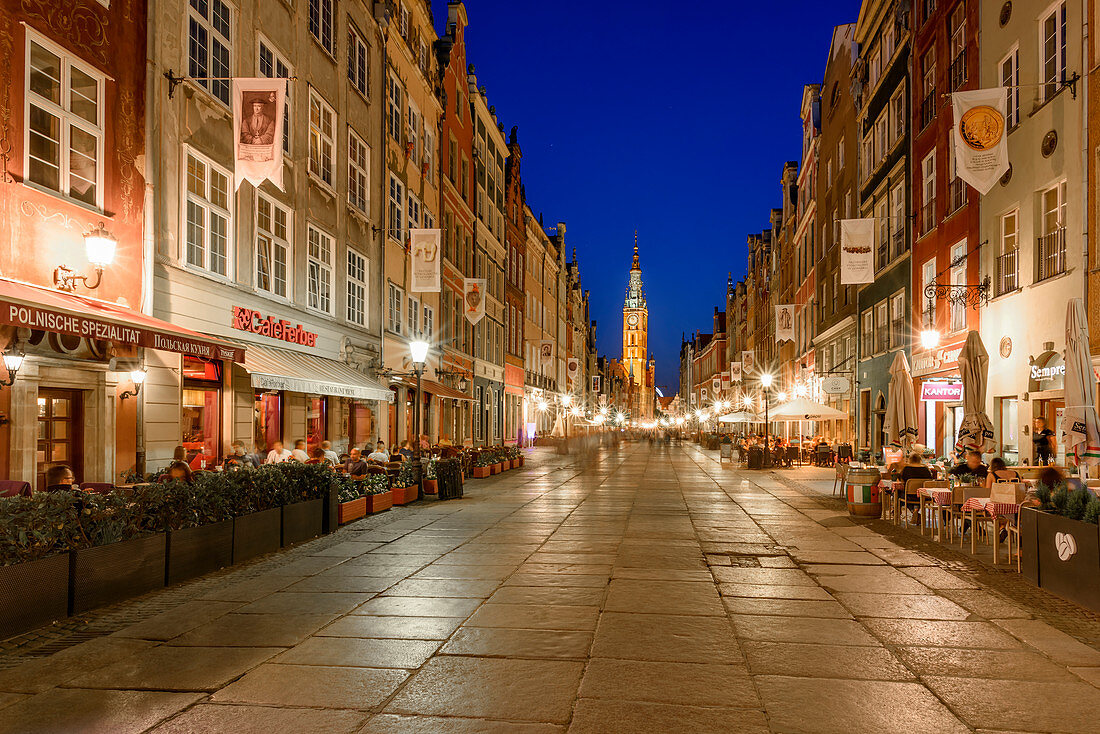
[995,250,1018,296]
[1037,228,1067,282]
[949,50,967,92]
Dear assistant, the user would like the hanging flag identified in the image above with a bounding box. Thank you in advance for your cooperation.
[701,386,709,402]
[232,78,287,190]
[538,340,553,368]
[721,372,731,390]
[952,88,1009,195]
[711,376,721,396]
[775,305,794,343]
[742,351,756,374]
[840,219,875,284]
[410,229,441,292]
[731,362,742,383]
[592,375,601,393]
[567,357,580,386]
[463,278,486,325]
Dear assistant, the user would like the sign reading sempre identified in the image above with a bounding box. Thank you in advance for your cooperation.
[231,306,318,347]
[920,382,964,402]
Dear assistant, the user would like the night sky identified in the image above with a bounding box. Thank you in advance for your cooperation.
[432,0,863,391]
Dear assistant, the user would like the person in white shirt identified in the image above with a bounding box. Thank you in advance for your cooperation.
[366,440,390,463]
[290,439,310,463]
[320,440,340,466]
[265,441,293,464]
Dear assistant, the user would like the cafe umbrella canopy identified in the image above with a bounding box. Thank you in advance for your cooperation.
[1062,298,1100,467]
[767,398,848,453]
[955,330,996,454]
[883,352,919,451]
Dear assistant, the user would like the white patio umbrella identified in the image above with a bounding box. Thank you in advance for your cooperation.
[1062,298,1100,467]
[955,330,995,453]
[768,398,848,421]
[717,411,761,423]
[550,413,565,438]
[883,352,919,451]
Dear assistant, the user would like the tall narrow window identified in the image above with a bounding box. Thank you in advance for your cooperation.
[347,25,369,96]
[347,250,367,326]
[185,149,231,277]
[309,90,335,186]
[388,283,404,334]
[348,129,370,213]
[1042,2,1068,102]
[948,3,966,91]
[309,0,335,54]
[259,41,291,154]
[26,37,104,207]
[256,194,289,298]
[188,0,231,105]
[950,242,966,332]
[1000,47,1019,127]
[921,152,936,234]
[922,258,937,326]
[388,75,403,141]
[388,175,405,242]
[407,296,420,337]
[423,305,434,341]
[307,225,333,314]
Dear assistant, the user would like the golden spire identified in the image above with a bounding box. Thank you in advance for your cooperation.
[632,231,639,270]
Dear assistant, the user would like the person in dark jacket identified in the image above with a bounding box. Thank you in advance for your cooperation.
[899,453,935,484]
[949,450,988,480]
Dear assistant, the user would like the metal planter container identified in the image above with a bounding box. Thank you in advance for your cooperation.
[72,534,166,614]
[0,553,70,638]
[166,519,233,586]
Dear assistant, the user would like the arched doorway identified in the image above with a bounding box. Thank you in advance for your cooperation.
[872,392,887,455]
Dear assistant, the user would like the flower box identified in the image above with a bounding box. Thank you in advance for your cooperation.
[282,498,324,546]
[338,497,368,524]
[472,466,490,479]
[366,491,393,514]
[232,507,282,563]
[392,485,417,506]
[166,519,233,586]
[423,479,438,495]
[0,553,70,637]
[490,463,501,475]
[1021,507,1100,611]
[72,534,166,614]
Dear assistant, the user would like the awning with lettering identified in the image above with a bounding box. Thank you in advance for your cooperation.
[391,375,475,401]
[0,277,245,362]
[242,343,393,402]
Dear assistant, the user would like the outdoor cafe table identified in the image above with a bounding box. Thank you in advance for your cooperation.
[959,497,1020,563]
[918,486,953,541]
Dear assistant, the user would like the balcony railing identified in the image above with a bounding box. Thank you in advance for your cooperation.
[948,50,967,92]
[892,227,905,257]
[920,90,937,130]
[920,198,936,236]
[1037,228,1067,282]
[995,250,1018,296]
[950,178,967,213]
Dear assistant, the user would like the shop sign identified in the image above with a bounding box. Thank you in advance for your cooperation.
[920,382,964,401]
[1029,351,1065,391]
[231,307,317,347]
[912,342,964,376]
[821,376,851,395]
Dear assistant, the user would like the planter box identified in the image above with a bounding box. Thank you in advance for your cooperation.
[1027,509,1100,611]
[423,479,438,495]
[392,485,417,506]
[339,497,367,524]
[72,534,166,614]
[518,457,524,467]
[166,519,233,586]
[490,463,501,475]
[472,466,490,479]
[0,553,69,637]
[366,491,393,514]
[282,498,324,546]
[322,486,339,534]
[233,507,282,563]
[1019,507,1040,584]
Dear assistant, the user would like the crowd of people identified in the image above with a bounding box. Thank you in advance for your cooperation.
[731,433,850,467]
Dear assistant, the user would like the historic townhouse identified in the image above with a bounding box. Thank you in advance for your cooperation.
[854,0,912,455]
[503,127,526,444]
[1090,0,1100,357]
[980,0,1084,465]
[815,23,859,443]
[0,0,151,488]
[793,85,821,396]
[910,0,981,457]
[693,309,727,413]
[524,208,562,434]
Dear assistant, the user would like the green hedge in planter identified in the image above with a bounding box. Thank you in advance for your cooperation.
[1034,481,1100,524]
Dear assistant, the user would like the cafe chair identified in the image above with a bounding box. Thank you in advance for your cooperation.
[900,479,927,529]
[833,463,848,498]
[0,480,31,497]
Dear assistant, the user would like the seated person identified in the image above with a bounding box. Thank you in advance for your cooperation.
[163,461,194,484]
[320,440,341,466]
[291,440,310,463]
[223,441,259,470]
[397,440,414,459]
[899,453,935,484]
[343,448,369,476]
[949,450,988,480]
[44,464,78,492]
[366,441,390,463]
[438,434,454,447]
[306,446,327,465]
[985,456,1020,488]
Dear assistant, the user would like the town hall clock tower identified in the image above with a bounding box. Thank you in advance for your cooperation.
[623,234,647,387]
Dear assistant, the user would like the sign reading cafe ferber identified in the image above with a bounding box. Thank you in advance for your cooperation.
[232,78,287,190]
[231,306,318,347]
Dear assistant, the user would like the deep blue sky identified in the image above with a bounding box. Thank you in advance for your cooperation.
[432,0,861,391]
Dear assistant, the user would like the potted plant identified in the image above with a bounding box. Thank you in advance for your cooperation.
[423,458,439,495]
[227,468,285,563]
[1021,481,1100,611]
[279,463,331,546]
[161,477,234,586]
[365,473,393,514]
[472,453,491,479]
[337,475,368,524]
[0,493,76,636]
[392,461,418,506]
[491,449,503,474]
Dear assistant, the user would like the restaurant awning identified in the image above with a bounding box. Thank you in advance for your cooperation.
[391,375,474,401]
[242,343,392,402]
[0,277,245,362]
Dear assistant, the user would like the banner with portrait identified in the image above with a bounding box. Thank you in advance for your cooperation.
[840,219,875,284]
[538,340,553,368]
[410,229,441,292]
[591,375,601,393]
[742,351,756,374]
[952,87,1009,195]
[731,361,742,383]
[463,278,486,325]
[775,304,794,343]
[232,78,287,190]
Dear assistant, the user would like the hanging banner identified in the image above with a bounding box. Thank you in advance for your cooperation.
[952,87,1009,195]
[721,372,731,390]
[566,357,580,386]
[775,305,794,343]
[232,78,287,190]
[410,229,441,292]
[591,375,601,393]
[840,219,875,284]
[711,376,721,396]
[463,278,486,325]
[538,340,553,367]
[742,351,756,374]
[731,361,742,383]
[701,387,708,403]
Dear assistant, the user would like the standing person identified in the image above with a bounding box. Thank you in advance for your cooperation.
[291,440,310,462]
[1033,418,1055,466]
[320,440,340,466]
[265,441,293,464]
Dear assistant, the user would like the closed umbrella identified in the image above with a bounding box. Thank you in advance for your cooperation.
[883,352,919,451]
[955,330,995,453]
[1062,298,1100,467]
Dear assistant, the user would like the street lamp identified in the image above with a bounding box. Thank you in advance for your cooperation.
[55,222,117,292]
[409,338,430,500]
[0,342,25,389]
[761,373,774,468]
[920,329,941,350]
[119,369,147,400]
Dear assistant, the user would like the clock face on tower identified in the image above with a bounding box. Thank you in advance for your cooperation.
[628,314,638,326]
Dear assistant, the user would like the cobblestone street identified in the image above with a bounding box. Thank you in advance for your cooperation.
[3,441,1100,733]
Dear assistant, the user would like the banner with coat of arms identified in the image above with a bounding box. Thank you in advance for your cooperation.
[463,278,486,325]
[731,362,742,383]
[410,229,441,292]
[952,87,1010,195]
[567,357,580,387]
[232,78,287,190]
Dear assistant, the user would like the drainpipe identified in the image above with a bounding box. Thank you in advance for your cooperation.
[136,0,159,478]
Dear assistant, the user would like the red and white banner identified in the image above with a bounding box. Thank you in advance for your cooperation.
[463,278,486,325]
[232,78,287,190]
[410,229,441,292]
[731,361,742,383]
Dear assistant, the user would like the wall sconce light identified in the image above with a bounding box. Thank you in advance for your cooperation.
[54,221,117,292]
[1,343,25,389]
[119,369,147,400]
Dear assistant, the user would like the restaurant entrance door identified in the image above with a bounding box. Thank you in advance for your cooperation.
[36,389,83,491]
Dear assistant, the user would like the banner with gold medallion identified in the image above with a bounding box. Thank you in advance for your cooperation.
[952,88,1009,195]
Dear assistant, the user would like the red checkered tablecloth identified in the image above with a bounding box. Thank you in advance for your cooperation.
[918,487,953,505]
[959,497,1019,517]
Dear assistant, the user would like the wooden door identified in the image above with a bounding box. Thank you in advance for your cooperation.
[36,389,83,490]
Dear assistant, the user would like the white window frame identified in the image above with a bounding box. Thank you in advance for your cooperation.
[922,151,936,208]
[388,174,405,243]
[24,32,105,210]
[346,249,368,326]
[423,304,434,341]
[922,258,937,326]
[348,128,370,213]
[407,295,420,337]
[950,241,967,332]
[309,0,335,55]
[423,127,435,184]
[306,223,334,315]
[255,193,291,300]
[407,191,421,242]
[1001,208,1019,254]
[347,23,369,97]
[890,88,905,142]
[1040,1,1068,103]
[1040,180,1068,234]
[187,0,232,106]
[388,282,404,334]
[308,88,336,187]
[387,74,403,141]
[258,37,292,156]
[1000,46,1019,128]
[407,100,421,165]
[182,146,233,279]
